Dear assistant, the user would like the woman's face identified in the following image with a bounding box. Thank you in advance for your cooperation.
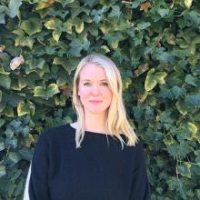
[78,63,113,116]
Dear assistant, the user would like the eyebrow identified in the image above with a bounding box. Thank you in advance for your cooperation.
[80,79,108,82]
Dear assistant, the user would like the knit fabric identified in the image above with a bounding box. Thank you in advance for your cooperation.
[29,124,150,200]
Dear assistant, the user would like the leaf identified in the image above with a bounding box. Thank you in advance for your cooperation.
[136,22,151,30]
[184,0,193,8]
[17,101,35,116]
[46,83,60,98]
[44,18,63,41]
[7,0,22,18]
[53,57,78,74]
[0,141,5,151]
[185,93,200,107]
[108,5,121,19]
[35,0,56,10]
[5,138,18,149]
[0,74,11,89]
[140,2,151,13]
[69,38,90,57]
[91,6,108,24]
[20,18,42,36]
[26,58,46,70]
[74,20,84,34]
[19,149,32,161]
[56,0,75,7]
[34,83,60,99]
[176,162,191,178]
[6,152,20,166]
[185,122,198,136]
[44,18,63,30]
[176,101,188,115]
[103,32,125,49]
[0,165,6,178]
[154,72,167,84]
[0,6,9,24]
[52,29,62,41]
[10,55,24,70]
[185,74,197,86]
[1,106,14,117]
[158,9,169,18]
[144,68,157,91]
[15,36,34,49]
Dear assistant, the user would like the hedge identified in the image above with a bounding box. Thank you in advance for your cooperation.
[0,0,200,199]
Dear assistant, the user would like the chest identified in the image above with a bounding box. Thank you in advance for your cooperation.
[48,141,134,200]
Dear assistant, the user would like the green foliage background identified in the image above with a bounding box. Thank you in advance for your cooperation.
[0,0,200,199]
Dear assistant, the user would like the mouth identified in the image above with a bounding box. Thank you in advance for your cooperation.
[89,100,102,103]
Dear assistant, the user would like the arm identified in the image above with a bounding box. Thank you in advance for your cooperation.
[28,132,50,200]
[129,142,150,200]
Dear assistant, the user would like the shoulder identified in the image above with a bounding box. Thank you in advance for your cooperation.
[37,123,75,143]
[124,140,147,159]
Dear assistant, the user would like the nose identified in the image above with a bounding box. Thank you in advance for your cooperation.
[91,85,100,95]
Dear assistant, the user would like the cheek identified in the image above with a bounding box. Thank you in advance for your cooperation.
[78,86,88,98]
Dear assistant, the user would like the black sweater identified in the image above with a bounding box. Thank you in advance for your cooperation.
[29,124,150,200]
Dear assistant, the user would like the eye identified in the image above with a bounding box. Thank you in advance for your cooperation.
[101,82,109,86]
[83,82,91,86]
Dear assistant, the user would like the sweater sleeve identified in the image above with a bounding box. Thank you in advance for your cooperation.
[29,131,50,200]
[129,142,150,200]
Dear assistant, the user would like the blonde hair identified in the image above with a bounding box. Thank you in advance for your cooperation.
[72,53,138,148]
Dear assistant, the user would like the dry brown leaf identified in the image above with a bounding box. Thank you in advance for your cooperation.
[10,56,25,70]
[0,45,6,52]
[140,2,151,13]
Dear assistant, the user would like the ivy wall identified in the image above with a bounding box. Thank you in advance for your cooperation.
[0,0,200,199]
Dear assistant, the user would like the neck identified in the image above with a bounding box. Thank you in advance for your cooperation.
[84,112,108,133]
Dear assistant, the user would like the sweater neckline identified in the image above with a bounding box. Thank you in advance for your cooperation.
[69,124,112,137]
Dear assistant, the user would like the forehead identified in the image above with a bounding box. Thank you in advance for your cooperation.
[79,63,107,79]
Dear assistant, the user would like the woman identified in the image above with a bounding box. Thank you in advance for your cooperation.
[28,53,150,199]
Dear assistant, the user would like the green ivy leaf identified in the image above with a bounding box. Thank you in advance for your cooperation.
[145,69,167,91]
[0,74,11,89]
[69,38,90,57]
[34,83,60,99]
[0,6,9,24]
[15,35,34,49]
[176,162,191,178]
[185,93,200,107]
[1,106,14,117]
[144,68,157,91]
[26,57,46,70]
[91,6,108,23]
[0,165,6,178]
[7,0,22,18]
[74,20,84,34]
[20,18,42,36]
[0,140,5,151]
[52,29,62,41]
[103,32,125,49]
[185,74,197,86]
[44,18,63,30]
[6,152,20,167]
[17,101,35,116]
[158,8,169,18]
[56,0,75,7]
[184,0,193,9]
[136,22,151,30]
[18,149,32,161]
[176,101,188,115]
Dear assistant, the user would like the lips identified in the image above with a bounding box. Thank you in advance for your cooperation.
[89,100,102,103]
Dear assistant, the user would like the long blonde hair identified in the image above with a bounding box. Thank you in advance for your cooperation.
[72,53,138,148]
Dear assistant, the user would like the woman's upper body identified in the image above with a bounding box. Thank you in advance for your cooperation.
[28,53,150,199]
[29,124,150,200]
